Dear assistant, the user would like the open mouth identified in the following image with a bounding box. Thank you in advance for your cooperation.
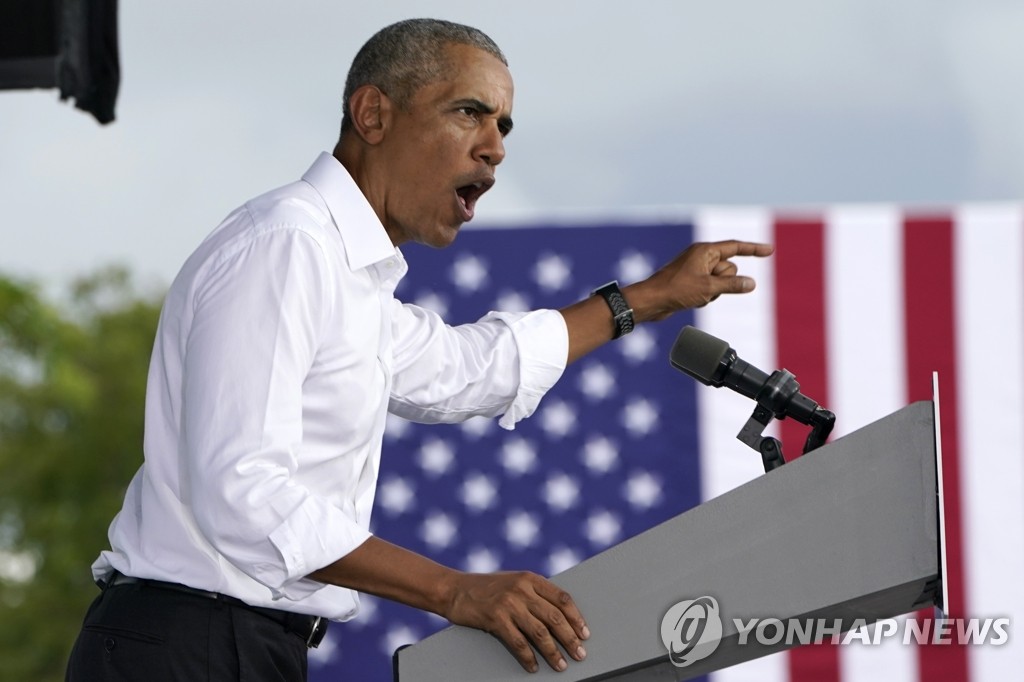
[455,177,495,221]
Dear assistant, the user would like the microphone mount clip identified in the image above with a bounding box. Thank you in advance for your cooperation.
[735,369,836,473]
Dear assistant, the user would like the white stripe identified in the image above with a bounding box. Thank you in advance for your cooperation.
[696,207,788,682]
[824,205,908,436]
[956,205,1024,678]
[694,208,779,498]
[824,206,919,682]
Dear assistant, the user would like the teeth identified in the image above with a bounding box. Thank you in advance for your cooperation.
[458,181,487,200]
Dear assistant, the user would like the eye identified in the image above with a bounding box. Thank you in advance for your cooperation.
[458,106,480,119]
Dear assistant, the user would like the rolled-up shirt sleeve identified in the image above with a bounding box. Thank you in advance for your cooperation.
[182,225,370,597]
[388,303,569,429]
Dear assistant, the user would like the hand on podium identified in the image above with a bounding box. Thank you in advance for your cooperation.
[310,536,590,674]
[442,570,590,674]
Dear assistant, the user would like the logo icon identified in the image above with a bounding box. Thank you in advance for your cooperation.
[660,596,723,667]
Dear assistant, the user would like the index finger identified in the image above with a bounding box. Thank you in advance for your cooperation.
[711,240,775,259]
[534,579,589,640]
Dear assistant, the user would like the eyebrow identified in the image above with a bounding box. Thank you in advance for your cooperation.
[455,98,514,136]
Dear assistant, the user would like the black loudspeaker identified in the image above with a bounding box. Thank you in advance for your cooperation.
[0,0,120,124]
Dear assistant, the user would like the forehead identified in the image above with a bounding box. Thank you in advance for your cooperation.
[417,43,514,110]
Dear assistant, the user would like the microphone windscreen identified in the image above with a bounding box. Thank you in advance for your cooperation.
[670,326,730,384]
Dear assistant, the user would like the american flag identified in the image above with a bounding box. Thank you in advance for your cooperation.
[309,206,1024,682]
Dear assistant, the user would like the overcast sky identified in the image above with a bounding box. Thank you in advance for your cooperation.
[3,0,1023,286]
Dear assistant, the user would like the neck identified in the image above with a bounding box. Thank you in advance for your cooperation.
[332,137,399,246]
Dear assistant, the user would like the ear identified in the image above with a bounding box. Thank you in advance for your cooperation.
[347,85,391,145]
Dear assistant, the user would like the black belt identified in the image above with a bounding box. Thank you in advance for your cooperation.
[103,572,328,648]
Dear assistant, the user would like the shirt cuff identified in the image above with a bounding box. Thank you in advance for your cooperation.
[260,498,373,601]
[487,309,568,430]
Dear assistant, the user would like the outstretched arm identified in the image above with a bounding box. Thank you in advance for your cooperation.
[310,240,770,674]
[560,240,774,363]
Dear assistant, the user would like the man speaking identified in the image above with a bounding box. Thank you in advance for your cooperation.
[65,18,772,681]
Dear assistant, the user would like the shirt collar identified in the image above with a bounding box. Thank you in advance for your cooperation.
[301,151,397,271]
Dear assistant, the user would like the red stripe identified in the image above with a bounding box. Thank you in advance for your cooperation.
[903,216,970,681]
[773,217,841,682]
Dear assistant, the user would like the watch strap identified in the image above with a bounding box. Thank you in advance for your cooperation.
[592,280,635,339]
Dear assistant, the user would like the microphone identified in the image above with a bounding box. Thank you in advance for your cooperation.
[669,325,821,426]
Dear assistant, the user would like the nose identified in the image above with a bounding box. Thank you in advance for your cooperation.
[475,122,506,167]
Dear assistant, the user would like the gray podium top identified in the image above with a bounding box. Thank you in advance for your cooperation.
[394,401,942,681]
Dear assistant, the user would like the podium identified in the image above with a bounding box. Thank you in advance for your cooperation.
[393,401,946,681]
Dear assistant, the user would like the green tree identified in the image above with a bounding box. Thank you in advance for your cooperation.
[0,267,162,681]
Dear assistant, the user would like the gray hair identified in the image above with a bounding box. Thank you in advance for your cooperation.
[339,18,507,134]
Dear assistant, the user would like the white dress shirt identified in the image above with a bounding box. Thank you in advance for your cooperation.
[93,152,569,620]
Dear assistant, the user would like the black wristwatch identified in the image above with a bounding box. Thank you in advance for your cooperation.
[592,280,635,339]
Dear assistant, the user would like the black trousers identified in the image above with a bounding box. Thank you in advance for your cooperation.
[65,581,309,682]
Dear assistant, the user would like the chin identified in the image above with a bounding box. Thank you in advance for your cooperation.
[421,224,462,249]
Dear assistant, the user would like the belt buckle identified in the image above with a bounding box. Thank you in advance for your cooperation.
[306,616,326,648]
